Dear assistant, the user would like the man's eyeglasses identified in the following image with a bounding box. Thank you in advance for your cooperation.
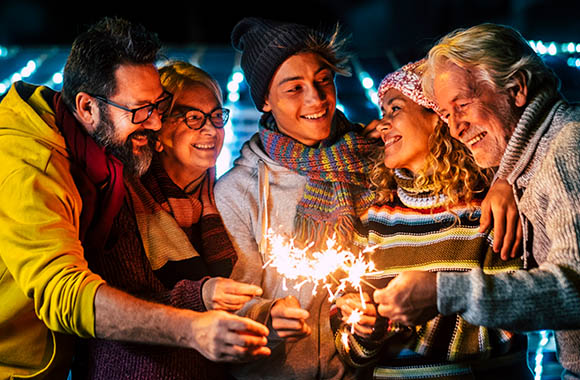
[167,107,231,130]
[92,91,173,124]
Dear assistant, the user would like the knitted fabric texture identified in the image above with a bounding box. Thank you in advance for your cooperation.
[126,156,236,282]
[393,168,448,209]
[258,111,376,246]
[331,181,525,370]
[377,59,443,119]
[231,17,320,110]
[82,202,230,380]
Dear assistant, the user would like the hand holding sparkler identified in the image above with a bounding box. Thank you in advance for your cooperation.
[202,277,264,312]
[261,229,381,349]
[336,292,377,338]
[270,295,311,342]
[373,271,438,326]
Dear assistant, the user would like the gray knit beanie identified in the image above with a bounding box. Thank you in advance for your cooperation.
[231,17,317,111]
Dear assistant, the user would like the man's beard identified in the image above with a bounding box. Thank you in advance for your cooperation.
[90,108,156,177]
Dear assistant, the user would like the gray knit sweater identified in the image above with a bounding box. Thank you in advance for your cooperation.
[215,134,355,380]
[437,90,580,378]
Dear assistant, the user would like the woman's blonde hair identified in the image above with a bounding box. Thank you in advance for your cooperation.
[158,60,223,112]
[370,115,493,212]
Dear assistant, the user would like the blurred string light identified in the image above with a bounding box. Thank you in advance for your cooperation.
[529,40,580,69]
[217,55,246,178]
[0,45,17,59]
[43,69,64,89]
[567,57,580,68]
[533,330,551,380]
[227,70,244,103]
[0,59,38,95]
[350,57,380,115]
[0,50,56,96]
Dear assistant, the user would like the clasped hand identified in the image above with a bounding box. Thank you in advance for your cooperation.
[373,271,438,326]
[335,292,377,338]
[270,295,311,342]
[202,277,263,311]
[193,309,271,362]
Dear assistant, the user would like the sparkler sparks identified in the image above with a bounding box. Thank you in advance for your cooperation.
[346,309,364,334]
[261,229,377,298]
[261,228,380,349]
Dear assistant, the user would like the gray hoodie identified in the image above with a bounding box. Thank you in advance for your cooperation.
[215,133,355,380]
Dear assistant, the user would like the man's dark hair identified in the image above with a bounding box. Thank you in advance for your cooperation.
[62,17,162,111]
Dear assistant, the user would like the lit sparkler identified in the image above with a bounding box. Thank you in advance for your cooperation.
[261,228,380,348]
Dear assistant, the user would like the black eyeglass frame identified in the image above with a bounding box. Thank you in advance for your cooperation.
[91,91,173,124]
[166,106,231,130]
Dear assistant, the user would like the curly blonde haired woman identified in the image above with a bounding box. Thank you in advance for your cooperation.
[331,60,532,379]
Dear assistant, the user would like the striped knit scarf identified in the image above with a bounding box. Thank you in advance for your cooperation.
[258,111,377,246]
[126,157,236,282]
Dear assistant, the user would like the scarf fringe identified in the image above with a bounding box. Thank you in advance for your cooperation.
[294,214,356,249]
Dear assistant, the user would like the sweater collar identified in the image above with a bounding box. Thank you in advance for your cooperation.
[394,169,447,209]
[497,90,562,184]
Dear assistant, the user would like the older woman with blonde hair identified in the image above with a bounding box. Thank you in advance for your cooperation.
[332,60,532,379]
[82,60,268,379]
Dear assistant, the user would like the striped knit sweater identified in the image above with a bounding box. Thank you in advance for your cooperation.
[437,91,580,377]
[331,170,526,371]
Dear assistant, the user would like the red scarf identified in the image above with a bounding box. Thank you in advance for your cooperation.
[53,92,126,254]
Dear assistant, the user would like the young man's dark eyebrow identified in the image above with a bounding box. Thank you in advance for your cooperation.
[277,76,303,86]
[276,66,330,87]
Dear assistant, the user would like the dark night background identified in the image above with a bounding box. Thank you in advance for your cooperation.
[1,0,579,55]
[2,0,579,117]
[0,1,578,378]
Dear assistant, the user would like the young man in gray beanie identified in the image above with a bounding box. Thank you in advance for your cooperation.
[215,17,372,380]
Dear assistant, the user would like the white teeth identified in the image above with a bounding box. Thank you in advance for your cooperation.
[303,110,326,119]
[383,136,401,147]
[194,144,215,149]
[467,132,487,146]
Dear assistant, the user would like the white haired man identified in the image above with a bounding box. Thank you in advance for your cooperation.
[373,23,580,379]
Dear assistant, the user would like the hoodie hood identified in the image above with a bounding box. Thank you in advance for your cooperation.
[0,82,68,157]
[232,133,293,175]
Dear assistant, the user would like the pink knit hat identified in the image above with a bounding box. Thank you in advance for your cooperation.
[377,59,444,119]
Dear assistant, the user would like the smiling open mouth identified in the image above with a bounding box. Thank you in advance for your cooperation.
[302,109,327,120]
[466,132,487,147]
[193,143,215,150]
[131,134,149,146]
[383,135,401,148]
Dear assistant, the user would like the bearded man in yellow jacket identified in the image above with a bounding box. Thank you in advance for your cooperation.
[0,17,269,380]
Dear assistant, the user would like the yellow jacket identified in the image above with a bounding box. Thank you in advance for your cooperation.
[0,82,105,379]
